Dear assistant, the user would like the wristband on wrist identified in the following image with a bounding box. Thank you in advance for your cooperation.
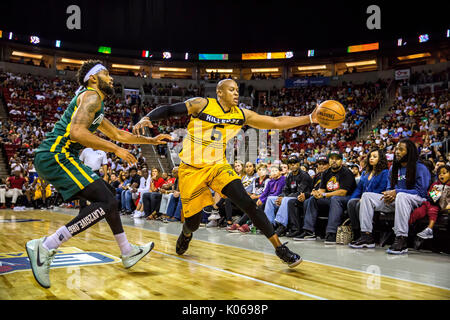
[309,114,313,124]
[322,193,327,198]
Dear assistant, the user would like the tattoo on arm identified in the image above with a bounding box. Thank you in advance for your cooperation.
[185,97,206,116]
[72,93,100,128]
[186,97,203,108]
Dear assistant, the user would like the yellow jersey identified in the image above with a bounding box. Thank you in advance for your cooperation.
[179,98,246,167]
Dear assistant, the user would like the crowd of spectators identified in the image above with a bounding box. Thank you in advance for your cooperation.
[409,68,449,85]
[142,82,204,98]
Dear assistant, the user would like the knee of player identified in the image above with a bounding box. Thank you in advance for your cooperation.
[105,198,119,214]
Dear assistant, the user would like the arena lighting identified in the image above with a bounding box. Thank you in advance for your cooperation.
[142,50,151,58]
[9,32,13,40]
[418,34,429,43]
[159,67,187,72]
[11,51,43,59]
[163,52,172,59]
[250,68,279,72]
[61,58,84,64]
[205,69,233,73]
[297,65,326,71]
[98,46,111,54]
[185,53,189,60]
[307,50,315,57]
[397,52,431,61]
[447,29,450,38]
[0,30,3,38]
[345,60,377,67]
[111,64,141,70]
[397,38,402,46]
[199,53,229,60]
[55,40,61,48]
[242,52,293,60]
[347,42,379,53]
[30,36,40,44]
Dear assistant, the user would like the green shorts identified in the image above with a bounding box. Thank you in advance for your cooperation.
[34,151,100,201]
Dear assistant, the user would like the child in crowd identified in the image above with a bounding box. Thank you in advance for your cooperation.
[410,165,450,239]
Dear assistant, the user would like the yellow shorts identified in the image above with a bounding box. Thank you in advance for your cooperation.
[178,162,241,218]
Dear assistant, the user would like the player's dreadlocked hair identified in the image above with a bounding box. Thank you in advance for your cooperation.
[76,60,103,86]
[391,139,418,190]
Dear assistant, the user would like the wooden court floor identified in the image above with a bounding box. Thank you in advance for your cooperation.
[0,210,449,300]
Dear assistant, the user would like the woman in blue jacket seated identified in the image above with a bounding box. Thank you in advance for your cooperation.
[347,148,389,243]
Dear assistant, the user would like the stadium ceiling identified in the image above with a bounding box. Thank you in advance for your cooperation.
[0,1,448,53]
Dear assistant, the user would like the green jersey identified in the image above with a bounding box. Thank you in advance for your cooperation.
[36,87,104,156]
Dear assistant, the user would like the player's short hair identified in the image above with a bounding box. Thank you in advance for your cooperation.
[76,59,104,86]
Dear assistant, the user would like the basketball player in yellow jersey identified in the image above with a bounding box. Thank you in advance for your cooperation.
[133,79,320,268]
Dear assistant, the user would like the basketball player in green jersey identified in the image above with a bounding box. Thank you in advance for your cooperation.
[26,60,172,288]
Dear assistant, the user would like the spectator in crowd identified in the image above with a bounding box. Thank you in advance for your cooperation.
[213,161,258,228]
[132,168,150,218]
[31,176,52,210]
[256,165,286,209]
[227,163,270,233]
[296,151,356,244]
[263,155,313,237]
[348,164,362,184]
[357,139,431,254]
[143,167,166,219]
[348,148,389,248]
[0,170,28,209]
[409,164,450,240]
[162,167,182,222]
[120,167,141,215]
[234,160,245,177]
[290,156,329,238]
[158,170,177,219]
[280,163,289,177]
[242,162,257,194]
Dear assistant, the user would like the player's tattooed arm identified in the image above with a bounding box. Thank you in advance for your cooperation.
[70,91,120,154]
[99,117,172,145]
[71,92,100,129]
[184,97,208,116]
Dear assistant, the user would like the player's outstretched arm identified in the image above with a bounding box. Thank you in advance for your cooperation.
[242,105,319,130]
[98,117,172,145]
[70,91,137,165]
[132,97,207,136]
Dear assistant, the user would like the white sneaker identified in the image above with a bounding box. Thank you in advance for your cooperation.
[417,228,433,239]
[133,211,144,218]
[121,242,154,269]
[208,213,221,221]
[25,237,57,288]
[206,220,218,228]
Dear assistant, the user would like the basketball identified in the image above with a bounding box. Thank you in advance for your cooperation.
[315,100,346,129]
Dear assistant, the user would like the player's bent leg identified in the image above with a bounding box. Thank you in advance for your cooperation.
[221,180,302,268]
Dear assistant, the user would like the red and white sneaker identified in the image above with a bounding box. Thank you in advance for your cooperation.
[238,224,251,234]
[226,223,240,233]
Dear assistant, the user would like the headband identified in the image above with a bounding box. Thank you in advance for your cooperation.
[83,64,107,83]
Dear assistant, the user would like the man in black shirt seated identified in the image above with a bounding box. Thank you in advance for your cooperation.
[295,151,356,244]
[287,156,329,238]
[264,155,313,237]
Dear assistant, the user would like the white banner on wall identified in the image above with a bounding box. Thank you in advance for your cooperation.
[394,69,410,80]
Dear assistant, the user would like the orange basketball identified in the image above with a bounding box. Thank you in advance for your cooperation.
[316,100,346,129]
